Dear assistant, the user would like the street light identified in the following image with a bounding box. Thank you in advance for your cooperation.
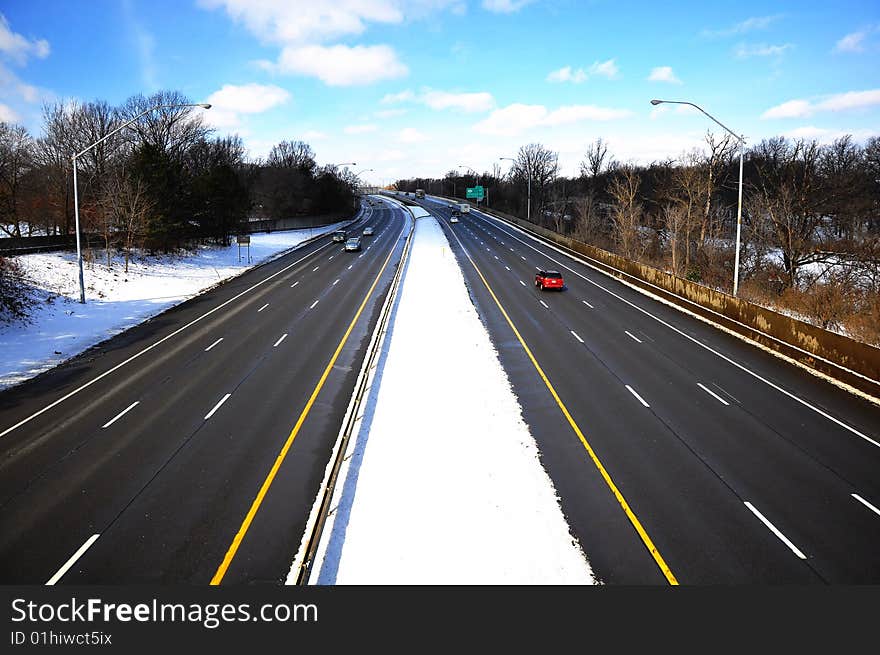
[355,168,374,195]
[500,156,530,222]
[71,102,211,303]
[650,98,745,296]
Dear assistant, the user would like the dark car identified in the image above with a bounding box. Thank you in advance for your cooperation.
[331,230,347,242]
[535,269,564,291]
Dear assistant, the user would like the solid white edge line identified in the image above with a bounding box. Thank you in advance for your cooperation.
[625,384,650,408]
[468,210,880,449]
[204,337,223,352]
[852,493,880,517]
[273,334,288,348]
[101,401,140,429]
[46,533,100,585]
[310,300,319,309]
[744,501,807,559]
[204,393,232,420]
[0,239,340,441]
[257,303,269,312]
[625,330,643,343]
[697,382,731,406]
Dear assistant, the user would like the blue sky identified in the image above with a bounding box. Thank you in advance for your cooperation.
[2,0,878,184]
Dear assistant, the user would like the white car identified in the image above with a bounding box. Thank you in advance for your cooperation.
[363,226,374,236]
[450,216,459,223]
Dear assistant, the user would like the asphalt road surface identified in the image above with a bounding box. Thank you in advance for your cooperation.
[419,195,880,584]
[0,197,410,584]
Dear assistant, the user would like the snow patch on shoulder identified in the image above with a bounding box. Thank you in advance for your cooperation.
[316,216,595,584]
[0,222,348,391]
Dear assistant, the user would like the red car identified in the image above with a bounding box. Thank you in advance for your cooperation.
[535,269,564,291]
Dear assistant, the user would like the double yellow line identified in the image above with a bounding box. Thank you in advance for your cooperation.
[211,233,401,585]
[454,234,678,585]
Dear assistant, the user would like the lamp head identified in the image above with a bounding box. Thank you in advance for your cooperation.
[198,103,212,109]
[650,99,662,106]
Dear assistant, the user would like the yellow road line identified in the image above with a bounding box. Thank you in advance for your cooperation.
[211,234,401,585]
[461,244,678,585]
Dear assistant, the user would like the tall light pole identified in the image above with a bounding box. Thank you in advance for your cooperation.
[355,168,373,194]
[650,98,745,296]
[71,102,211,303]
[500,156,530,222]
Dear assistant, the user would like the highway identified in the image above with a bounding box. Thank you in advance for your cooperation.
[417,195,880,584]
[0,198,411,584]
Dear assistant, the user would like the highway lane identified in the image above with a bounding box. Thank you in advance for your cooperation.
[417,195,880,584]
[0,198,411,584]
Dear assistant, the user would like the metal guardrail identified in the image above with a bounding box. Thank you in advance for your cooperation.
[289,202,417,585]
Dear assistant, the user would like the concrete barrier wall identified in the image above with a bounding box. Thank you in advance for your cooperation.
[474,204,880,399]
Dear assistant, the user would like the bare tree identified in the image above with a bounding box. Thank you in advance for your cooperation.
[700,131,736,246]
[0,123,35,237]
[101,167,154,273]
[662,204,688,275]
[608,165,644,260]
[752,137,833,287]
[267,140,316,172]
[514,143,558,222]
[120,90,211,161]
[580,137,613,179]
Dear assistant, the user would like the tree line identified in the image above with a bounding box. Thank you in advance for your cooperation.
[0,90,359,319]
[396,135,880,344]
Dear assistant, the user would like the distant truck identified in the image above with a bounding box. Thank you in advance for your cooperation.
[458,203,470,213]
[415,188,425,199]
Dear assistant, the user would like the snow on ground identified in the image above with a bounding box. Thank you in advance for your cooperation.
[313,215,595,584]
[0,221,349,390]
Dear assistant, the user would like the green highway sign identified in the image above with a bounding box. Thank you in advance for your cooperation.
[466,186,484,200]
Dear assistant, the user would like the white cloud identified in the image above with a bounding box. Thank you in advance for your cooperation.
[397,127,428,143]
[482,0,534,13]
[818,89,880,112]
[835,30,867,53]
[207,83,291,114]
[0,14,50,65]
[734,42,792,57]
[381,89,415,104]
[761,99,812,119]
[647,66,682,84]
[590,59,619,79]
[381,87,494,112]
[272,44,407,85]
[473,103,632,136]
[344,124,378,134]
[303,129,327,140]
[0,101,18,122]
[204,83,291,128]
[547,59,619,84]
[783,126,880,143]
[421,89,494,112]
[199,0,404,45]
[761,90,880,119]
[701,15,781,38]
[833,26,880,53]
[547,66,586,83]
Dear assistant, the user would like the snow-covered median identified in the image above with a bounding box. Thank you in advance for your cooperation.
[0,222,348,391]
[314,216,595,584]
